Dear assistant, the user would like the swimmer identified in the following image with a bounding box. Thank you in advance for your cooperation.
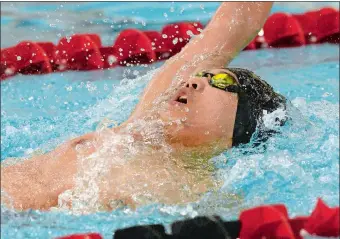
[1,2,284,211]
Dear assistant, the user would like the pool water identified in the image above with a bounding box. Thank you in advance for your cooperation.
[1,2,339,239]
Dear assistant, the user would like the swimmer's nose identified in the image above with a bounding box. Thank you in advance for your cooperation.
[186,77,205,91]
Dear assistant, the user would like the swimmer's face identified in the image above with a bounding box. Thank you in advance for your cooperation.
[160,68,238,149]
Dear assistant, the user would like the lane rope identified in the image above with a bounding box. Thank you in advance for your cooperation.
[1,8,339,80]
[55,198,339,239]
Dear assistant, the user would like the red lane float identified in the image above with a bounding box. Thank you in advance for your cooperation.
[239,199,340,239]
[1,41,52,80]
[239,204,296,239]
[37,42,58,70]
[55,199,339,239]
[161,22,204,56]
[99,46,118,69]
[1,8,339,81]
[293,7,340,44]
[113,29,156,65]
[263,13,305,48]
[144,31,171,60]
[55,233,102,239]
[55,34,104,71]
[304,198,340,237]
[316,8,340,44]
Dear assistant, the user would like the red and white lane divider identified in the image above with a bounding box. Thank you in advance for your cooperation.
[1,8,339,81]
[54,198,339,239]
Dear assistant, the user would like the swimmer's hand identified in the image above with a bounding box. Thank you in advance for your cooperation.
[128,2,273,121]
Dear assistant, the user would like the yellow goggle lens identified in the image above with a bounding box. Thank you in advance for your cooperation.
[195,71,238,91]
[211,73,237,89]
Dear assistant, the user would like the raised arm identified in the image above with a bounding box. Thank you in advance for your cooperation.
[128,2,273,120]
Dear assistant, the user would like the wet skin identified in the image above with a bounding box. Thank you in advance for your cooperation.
[0,68,239,211]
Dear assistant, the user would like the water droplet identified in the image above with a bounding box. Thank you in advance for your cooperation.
[186,30,194,37]
[258,29,264,37]
[322,92,331,98]
[4,68,14,76]
[16,56,21,61]
[65,86,73,91]
[162,34,168,39]
[108,55,117,65]
[205,131,210,135]
[310,36,317,43]
[184,107,189,112]
[163,13,168,18]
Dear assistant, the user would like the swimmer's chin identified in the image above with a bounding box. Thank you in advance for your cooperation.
[159,113,189,137]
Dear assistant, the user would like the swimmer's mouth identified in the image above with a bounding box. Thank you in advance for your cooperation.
[176,95,188,104]
[170,89,189,106]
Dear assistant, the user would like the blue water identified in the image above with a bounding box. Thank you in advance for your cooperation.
[1,2,339,48]
[1,2,339,239]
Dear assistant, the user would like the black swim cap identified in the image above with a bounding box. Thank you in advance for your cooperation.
[225,68,287,147]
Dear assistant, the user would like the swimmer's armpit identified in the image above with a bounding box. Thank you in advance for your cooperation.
[50,132,100,160]
[0,133,99,210]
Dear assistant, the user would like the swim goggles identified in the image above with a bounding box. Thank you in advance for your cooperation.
[195,71,240,93]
